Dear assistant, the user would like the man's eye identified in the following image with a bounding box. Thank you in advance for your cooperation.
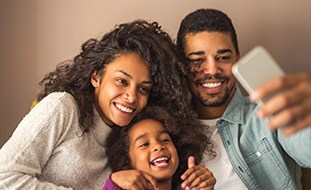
[189,59,204,66]
[217,56,231,62]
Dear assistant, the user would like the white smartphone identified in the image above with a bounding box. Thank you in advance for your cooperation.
[232,46,285,102]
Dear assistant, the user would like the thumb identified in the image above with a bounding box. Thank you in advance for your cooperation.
[188,156,195,168]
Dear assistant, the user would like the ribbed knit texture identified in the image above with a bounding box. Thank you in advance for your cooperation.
[0,92,111,189]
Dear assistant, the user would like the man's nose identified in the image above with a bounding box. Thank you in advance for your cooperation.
[199,58,219,76]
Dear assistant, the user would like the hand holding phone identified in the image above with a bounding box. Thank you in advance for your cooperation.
[232,46,285,103]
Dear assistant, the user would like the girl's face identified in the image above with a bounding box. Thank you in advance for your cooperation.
[128,119,179,182]
[91,53,152,127]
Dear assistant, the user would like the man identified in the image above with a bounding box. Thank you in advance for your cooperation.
[176,8,311,189]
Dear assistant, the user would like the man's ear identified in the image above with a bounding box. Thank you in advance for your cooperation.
[236,51,241,61]
[91,71,100,88]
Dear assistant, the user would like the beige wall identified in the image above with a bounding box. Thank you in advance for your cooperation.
[1,0,310,147]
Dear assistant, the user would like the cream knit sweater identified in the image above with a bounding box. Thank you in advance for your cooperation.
[0,92,112,189]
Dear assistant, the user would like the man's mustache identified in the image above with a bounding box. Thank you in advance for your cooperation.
[194,73,230,84]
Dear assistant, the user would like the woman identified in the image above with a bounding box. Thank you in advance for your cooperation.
[0,20,193,190]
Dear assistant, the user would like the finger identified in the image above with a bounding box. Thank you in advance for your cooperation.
[181,156,196,180]
[281,114,311,136]
[188,156,195,168]
[181,166,206,188]
[256,88,302,119]
[256,75,311,119]
[142,172,158,190]
[197,175,216,189]
[189,169,215,189]
[266,100,308,130]
[250,75,288,102]
[250,73,308,102]
[129,171,150,190]
[265,91,311,131]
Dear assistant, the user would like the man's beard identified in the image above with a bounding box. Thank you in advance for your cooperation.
[194,87,230,107]
[191,73,232,107]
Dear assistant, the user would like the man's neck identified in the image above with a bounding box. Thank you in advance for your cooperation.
[195,102,227,119]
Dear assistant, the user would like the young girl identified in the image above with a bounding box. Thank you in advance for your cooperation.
[0,20,194,189]
[104,105,215,190]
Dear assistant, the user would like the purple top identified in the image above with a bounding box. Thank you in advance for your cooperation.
[103,175,121,190]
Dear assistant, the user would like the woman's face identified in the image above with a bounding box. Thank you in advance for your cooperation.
[128,119,179,182]
[91,53,152,127]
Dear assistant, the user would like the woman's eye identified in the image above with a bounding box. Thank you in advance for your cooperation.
[139,86,151,95]
[116,78,128,86]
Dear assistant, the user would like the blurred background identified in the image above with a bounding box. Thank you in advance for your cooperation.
[1,0,310,147]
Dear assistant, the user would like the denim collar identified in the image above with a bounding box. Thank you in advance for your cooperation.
[221,87,247,125]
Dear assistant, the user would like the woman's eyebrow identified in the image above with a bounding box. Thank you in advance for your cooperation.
[116,70,152,84]
[115,70,132,79]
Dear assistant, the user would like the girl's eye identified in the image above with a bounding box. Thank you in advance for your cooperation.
[139,142,149,148]
[161,135,172,143]
[162,138,171,143]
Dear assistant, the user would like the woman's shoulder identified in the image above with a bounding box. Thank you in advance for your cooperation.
[31,92,79,119]
[45,91,75,102]
[43,92,77,107]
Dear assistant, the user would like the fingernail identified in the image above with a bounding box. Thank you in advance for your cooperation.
[250,91,259,102]
[181,183,185,188]
[257,111,263,119]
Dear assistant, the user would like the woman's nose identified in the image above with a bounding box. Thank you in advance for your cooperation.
[124,88,136,103]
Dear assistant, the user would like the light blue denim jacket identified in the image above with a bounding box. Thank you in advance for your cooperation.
[217,88,311,190]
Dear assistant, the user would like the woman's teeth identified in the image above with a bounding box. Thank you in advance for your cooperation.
[115,103,133,113]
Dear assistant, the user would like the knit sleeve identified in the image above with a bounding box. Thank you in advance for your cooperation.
[0,93,76,190]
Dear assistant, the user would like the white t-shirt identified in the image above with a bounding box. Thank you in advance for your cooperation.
[200,119,247,190]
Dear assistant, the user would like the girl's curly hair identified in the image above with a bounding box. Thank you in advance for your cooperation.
[105,105,214,190]
[36,19,192,133]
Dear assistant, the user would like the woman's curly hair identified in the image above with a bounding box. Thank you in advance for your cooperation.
[105,105,214,190]
[36,19,192,133]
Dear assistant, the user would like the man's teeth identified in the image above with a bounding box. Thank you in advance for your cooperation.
[202,82,221,88]
[115,103,133,113]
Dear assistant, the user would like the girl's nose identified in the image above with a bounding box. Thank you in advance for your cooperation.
[152,144,165,152]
